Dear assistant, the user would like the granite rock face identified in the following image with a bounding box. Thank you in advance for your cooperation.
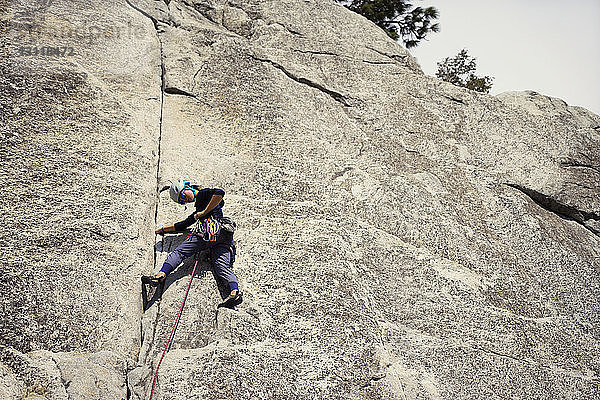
[1,0,599,399]
[1,0,160,397]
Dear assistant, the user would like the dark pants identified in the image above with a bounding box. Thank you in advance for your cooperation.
[160,232,238,292]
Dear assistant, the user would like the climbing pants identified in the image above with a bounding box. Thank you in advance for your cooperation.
[160,232,238,292]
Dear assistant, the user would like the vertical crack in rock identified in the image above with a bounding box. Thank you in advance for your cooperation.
[124,0,166,387]
[125,367,132,400]
[249,55,350,106]
[156,59,165,230]
[506,183,600,236]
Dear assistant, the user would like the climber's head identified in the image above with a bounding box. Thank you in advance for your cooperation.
[169,178,195,205]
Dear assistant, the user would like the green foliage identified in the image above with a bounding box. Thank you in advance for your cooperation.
[436,49,494,93]
[337,0,439,48]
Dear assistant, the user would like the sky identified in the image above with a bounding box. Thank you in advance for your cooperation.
[409,0,600,115]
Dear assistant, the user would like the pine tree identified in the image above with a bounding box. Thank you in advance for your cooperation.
[337,0,439,49]
[436,49,494,93]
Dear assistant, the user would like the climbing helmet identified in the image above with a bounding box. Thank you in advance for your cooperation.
[169,178,191,204]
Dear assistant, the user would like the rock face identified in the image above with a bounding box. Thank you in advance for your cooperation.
[1,0,599,399]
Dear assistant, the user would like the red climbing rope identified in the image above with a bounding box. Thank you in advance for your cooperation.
[148,256,200,400]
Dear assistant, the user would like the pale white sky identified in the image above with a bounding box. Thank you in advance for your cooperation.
[409,0,600,115]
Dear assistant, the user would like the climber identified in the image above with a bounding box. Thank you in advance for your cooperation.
[142,178,242,309]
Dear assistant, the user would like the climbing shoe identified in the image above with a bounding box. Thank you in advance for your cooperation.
[141,274,165,287]
[218,291,243,309]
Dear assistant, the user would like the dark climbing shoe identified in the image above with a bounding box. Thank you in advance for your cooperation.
[141,274,165,287]
[218,291,243,309]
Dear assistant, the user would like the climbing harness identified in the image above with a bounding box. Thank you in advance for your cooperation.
[148,254,200,400]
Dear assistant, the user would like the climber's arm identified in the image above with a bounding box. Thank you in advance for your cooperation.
[155,213,196,235]
[194,193,224,220]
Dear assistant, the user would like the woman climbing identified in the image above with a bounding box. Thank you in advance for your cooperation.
[142,178,242,309]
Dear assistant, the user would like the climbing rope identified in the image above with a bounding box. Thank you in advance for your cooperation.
[148,254,200,400]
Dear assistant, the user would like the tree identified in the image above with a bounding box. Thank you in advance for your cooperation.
[436,49,494,93]
[337,0,439,49]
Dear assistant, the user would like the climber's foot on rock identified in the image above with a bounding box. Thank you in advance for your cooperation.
[141,271,166,287]
[218,289,243,309]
